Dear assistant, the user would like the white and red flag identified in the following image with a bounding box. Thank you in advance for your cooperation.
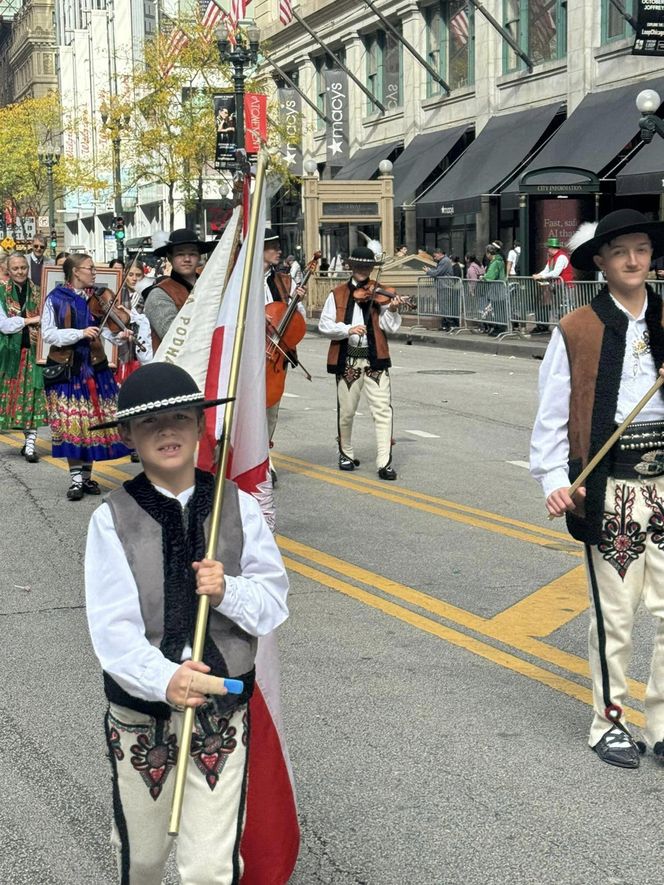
[156,193,299,883]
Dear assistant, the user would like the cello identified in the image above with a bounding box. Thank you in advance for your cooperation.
[265,250,320,408]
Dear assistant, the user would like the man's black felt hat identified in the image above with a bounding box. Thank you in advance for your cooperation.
[348,246,379,265]
[264,228,280,244]
[153,228,216,258]
[92,363,232,429]
[570,209,664,271]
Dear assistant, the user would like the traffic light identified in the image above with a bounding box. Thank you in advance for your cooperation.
[114,216,125,241]
[50,229,57,250]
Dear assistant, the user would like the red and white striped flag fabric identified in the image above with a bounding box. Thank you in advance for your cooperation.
[449,6,469,47]
[197,194,300,884]
[201,0,223,36]
[161,24,189,75]
[279,0,293,26]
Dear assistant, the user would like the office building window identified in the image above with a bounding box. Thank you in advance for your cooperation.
[504,0,567,73]
[601,0,634,43]
[364,29,403,114]
[426,1,474,96]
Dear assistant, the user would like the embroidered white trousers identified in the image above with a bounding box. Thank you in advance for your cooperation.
[336,358,393,470]
[106,702,248,885]
[586,476,664,747]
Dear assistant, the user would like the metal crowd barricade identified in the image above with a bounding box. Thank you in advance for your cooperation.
[415,275,464,328]
[507,277,602,334]
[461,279,510,335]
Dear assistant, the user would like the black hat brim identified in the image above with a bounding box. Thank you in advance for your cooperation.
[153,240,217,258]
[91,396,234,430]
[571,222,664,271]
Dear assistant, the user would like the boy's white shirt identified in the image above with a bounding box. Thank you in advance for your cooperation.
[85,483,289,704]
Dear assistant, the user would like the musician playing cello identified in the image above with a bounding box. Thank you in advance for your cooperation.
[263,228,305,483]
[318,245,405,481]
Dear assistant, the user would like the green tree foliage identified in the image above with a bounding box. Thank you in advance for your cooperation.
[0,92,104,234]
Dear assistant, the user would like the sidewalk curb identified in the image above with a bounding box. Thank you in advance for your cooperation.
[305,320,549,360]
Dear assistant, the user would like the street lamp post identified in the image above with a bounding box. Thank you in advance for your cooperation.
[100,108,130,262]
[38,151,60,258]
[216,23,260,158]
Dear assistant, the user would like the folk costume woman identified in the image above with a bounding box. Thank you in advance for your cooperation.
[114,261,153,387]
[41,253,130,500]
[0,252,47,461]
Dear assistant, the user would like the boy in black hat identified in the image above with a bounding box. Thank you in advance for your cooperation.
[85,362,289,882]
[145,229,216,352]
[531,209,664,769]
[318,245,406,479]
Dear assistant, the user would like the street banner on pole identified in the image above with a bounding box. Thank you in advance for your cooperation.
[633,0,664,56]
[214,93,237,169]
[277,87,303,175]
[324,68,350,166]
[244,93,268,153]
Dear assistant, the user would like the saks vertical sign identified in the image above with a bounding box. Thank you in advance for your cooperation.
[324,69,350,166]
[277,87,302,175]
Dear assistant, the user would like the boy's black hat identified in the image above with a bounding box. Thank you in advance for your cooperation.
[92,363,233,429]
[570,209,664,271]
[153,228,216,258]
[264,228,280,244]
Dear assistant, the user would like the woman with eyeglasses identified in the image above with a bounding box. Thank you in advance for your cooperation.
[41,253,130,500]
[0,252,47,461]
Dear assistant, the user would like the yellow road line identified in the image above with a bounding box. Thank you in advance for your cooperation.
[278,535,646,703]
[282,553,645,729]
[273,458,581,556]
[274,451,575,543]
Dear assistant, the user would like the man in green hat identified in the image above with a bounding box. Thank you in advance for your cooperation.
[531,235,574,331]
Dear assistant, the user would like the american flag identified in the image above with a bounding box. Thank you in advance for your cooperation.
[530,0,557,55]
[449,6,469,47]
[201,0,224,34]
[161,23,190,75]
[279,0,293,26]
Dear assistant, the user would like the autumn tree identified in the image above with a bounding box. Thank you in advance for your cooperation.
[0,92,105,237]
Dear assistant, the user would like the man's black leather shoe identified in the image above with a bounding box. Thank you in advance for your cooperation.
[339,455,355,471]
[593,727,640,769]
[378,466,397,481]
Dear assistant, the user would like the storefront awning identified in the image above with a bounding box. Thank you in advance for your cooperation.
[415,103,561,216]
[334,141,402,181]
[516,78,664,187]
[616,138,664,195]
[392,126,469,206]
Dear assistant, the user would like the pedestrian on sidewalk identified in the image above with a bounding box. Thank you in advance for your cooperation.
[0,252,47,461]
[41,253,130,500]
[531,209,664,770]
[318,245,405,480]
[85,362,289,884]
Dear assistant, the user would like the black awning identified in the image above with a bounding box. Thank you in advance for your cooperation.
[334,141,402,180]
[415,103,561,216]
[392,126,469,206]
[517,78,664,186]
[616,139,664,195]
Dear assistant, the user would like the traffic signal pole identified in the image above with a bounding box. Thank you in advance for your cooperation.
[112,136,124,262]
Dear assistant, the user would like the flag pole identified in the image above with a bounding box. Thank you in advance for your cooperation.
[168,149,269,836]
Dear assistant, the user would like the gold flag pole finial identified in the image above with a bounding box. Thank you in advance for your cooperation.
[168,150,269,836]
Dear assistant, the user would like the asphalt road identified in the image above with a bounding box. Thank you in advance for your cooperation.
[1,334,662,885]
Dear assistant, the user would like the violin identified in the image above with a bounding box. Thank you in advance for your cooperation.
[352,280,416,312]
[265,250,320,408]
[88,286,147,353]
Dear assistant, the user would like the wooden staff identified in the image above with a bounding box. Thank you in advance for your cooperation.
[548,373,664,520]
[168,150,268,835]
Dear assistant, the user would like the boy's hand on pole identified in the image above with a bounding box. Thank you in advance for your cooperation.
[546,486,585,518]
[166,660,211,708]
[193,558,225,608]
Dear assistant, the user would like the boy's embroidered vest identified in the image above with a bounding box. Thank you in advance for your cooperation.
[326,282,391,374]
[103,479,255,714]
[47,299,106,367]
[559,287,664,544]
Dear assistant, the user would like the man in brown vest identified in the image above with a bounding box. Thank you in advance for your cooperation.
[145,228,215,351]
[318,245,405,480]
[531,209,664,769]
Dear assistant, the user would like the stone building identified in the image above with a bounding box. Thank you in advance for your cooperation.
[6,0,57,102]
[255,0,664,272]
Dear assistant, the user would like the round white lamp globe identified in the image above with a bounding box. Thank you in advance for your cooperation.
[636,89,661,114]
[303,158,318,175]
[378,159,393,175]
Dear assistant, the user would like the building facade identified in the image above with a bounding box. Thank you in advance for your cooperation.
[256,0,664,272]
[2,0,57,103]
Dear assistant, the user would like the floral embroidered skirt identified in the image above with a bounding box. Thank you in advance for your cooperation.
[0,347,48,431]
[46,366,130,461]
